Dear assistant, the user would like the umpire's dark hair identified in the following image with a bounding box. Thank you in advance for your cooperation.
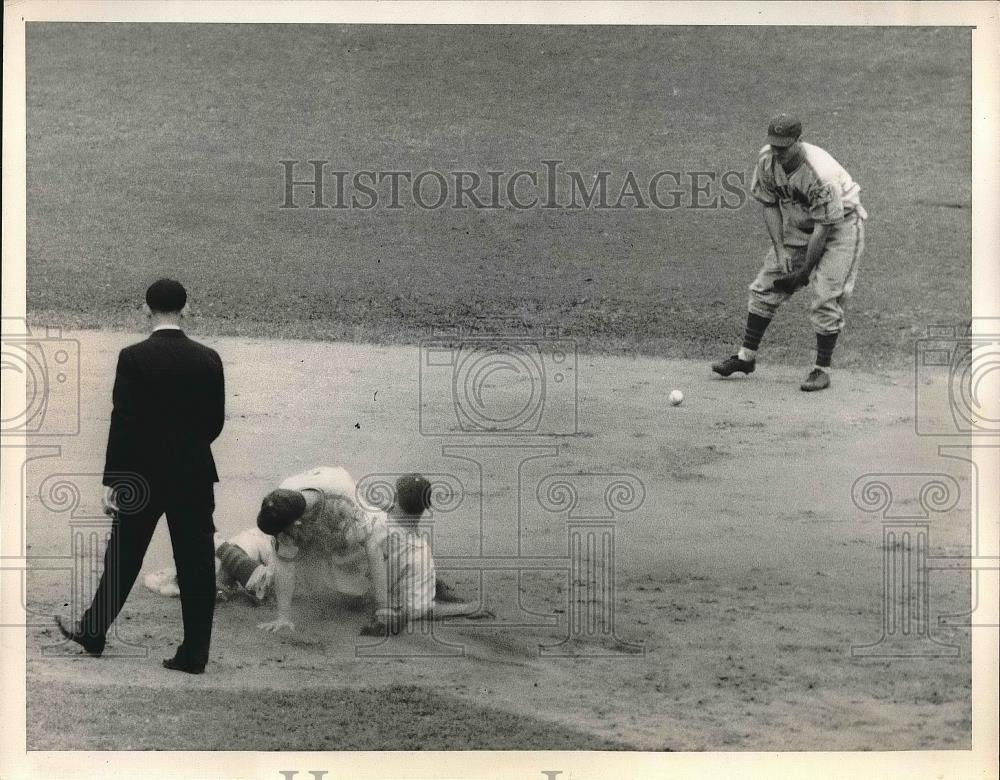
[145,278,187,313]
[395,473,432,516]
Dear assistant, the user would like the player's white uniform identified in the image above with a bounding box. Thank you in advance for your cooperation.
[145,468,444,620]
[149,467,384,600]
[219,527,276,583]
[274,467,387,598]
[748,142,867,333]
[382,522,436,620]
[144,525,277,600]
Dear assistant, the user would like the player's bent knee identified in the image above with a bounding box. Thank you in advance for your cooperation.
[810,308,844,333]
[217,542,261,586]
[748,295,779,319]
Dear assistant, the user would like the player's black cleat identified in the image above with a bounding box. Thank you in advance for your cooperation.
[711,355,756,377]
[433,578,464,604]
[800,368,831,392]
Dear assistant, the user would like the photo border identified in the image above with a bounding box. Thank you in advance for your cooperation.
[3,2,998,779]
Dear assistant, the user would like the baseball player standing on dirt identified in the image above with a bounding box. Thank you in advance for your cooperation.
[712,113,867,391]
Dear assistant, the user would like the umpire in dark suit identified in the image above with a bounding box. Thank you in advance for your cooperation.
[57,279,225,674]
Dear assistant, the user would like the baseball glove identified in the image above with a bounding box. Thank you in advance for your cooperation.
[771,272,808,294]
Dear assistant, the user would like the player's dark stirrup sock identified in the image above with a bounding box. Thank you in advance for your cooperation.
[816,332,839,369]
[742,313,772,352]
[216,542,260,587]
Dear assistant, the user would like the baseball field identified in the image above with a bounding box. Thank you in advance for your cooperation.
[22,24,974,751]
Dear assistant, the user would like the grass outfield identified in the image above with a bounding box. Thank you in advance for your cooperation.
[28,683,637,750]
[26,25,970,367]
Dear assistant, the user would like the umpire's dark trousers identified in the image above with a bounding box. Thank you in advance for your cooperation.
[81,483,217,666]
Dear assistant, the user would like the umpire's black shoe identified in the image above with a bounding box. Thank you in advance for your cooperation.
[162,655,206,675]
[712,355,756,377]
[800,368,831,392]
[55,614,105,656]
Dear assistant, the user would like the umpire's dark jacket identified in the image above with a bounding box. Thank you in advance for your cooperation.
[103,329,225,492]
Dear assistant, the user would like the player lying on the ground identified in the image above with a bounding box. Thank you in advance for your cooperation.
[142,468,481,633]
[712,112,868,392]
[259,467,487,632]
[358,473,487,636]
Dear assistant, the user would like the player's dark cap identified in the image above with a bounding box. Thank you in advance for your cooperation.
[145,278,187,313]
[257,488,307,536]
[395,473,432,516]
[766,113,802,147]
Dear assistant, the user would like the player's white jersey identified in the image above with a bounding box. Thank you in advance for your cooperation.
[275,466,388,598]
[751,142,867,245]
[279,466,356,502]
[383,523,436,619]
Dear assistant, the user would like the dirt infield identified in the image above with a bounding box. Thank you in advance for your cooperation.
[24,330,971,750]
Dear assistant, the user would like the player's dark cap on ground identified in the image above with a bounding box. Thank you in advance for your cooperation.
[145,278,187,312]
[257,488,307,535]
[395,473,432,516]
[767,113,802,147]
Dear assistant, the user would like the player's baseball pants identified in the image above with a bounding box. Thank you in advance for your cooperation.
[217,527,275,589]
[747,213,866,334]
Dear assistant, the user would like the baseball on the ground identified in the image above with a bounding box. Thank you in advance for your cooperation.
[669,389,684,406]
